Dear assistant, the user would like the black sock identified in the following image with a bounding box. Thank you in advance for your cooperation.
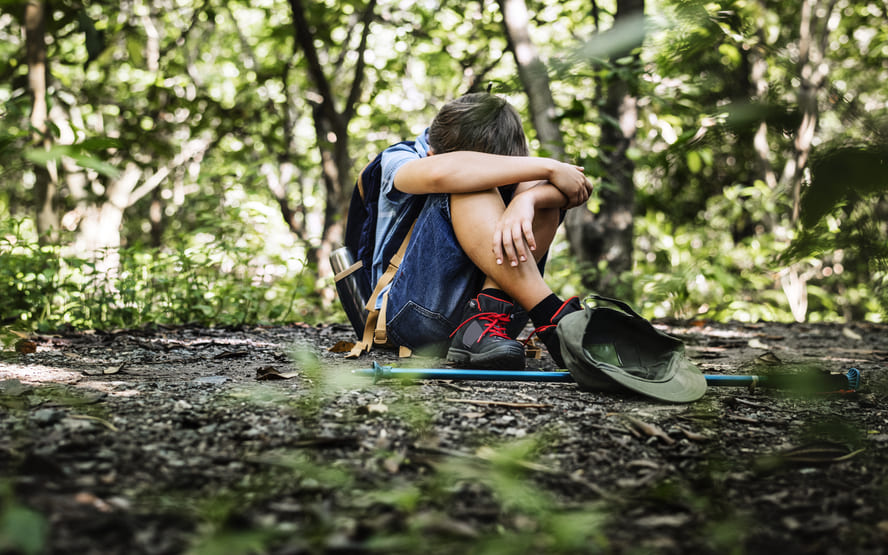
[529,294,564,330]
[479,288,512,304]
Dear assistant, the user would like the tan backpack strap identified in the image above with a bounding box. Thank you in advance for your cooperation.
[374,292,390,344]
[347,312,376,358]
[344,222,416,358]
[334,260,363,283]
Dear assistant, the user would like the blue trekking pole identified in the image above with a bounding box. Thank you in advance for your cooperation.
[354,362,860,392]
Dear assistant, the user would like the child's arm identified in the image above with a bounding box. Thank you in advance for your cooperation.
[394,151,591,206]
[493,182,583,267]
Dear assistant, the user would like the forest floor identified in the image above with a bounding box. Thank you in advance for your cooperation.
[1,319,887,555]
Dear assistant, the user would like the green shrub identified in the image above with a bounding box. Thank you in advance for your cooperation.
[0,218,324,333]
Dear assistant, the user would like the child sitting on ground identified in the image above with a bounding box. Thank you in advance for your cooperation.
[372,92,593,369]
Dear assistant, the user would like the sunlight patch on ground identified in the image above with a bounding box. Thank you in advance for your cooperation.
[0,363,83,385]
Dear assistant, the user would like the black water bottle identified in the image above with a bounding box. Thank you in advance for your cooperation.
[330,247,371,337]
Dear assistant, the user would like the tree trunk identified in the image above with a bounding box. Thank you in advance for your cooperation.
[565,0,644,297]
[777,0,839,322]
[25,0,58,243]
[748,36,778,191]
[497,0,565,160]
[288,0,375,281]
[71,139,212,266]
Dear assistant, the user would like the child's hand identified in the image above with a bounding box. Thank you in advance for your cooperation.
[493,194,537,267]
[549,162,593,208]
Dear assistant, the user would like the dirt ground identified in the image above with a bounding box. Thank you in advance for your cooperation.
[1,319,887,555]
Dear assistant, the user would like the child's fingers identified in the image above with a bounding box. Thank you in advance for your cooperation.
[501,228,519,267]
[510,224,529,265]
[493,229,504,265]
[522,220,536,252]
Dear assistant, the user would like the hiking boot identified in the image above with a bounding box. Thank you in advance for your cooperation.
[533,296,582,368]
[447,293,526,370]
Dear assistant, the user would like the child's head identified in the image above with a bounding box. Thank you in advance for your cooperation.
[428,93,529,157]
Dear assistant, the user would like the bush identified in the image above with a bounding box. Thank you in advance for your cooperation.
[0,218,325,334]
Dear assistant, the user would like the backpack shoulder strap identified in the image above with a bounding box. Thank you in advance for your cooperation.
[346,219,416,359]
[343,139,420,359]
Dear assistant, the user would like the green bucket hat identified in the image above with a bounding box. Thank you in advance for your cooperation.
[555,296,707,403]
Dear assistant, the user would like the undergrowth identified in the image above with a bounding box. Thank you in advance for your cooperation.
[0,219,328,340]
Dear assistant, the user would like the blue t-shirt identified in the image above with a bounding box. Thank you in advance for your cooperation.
[371,130,431,302]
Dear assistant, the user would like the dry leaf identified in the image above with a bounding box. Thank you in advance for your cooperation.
[755,351,782,364]
[256,366,300,380]
[104,363,125,375]
[83,364,125,376]
[677,426,708,442]
[383,450,405,473]
[755,441,866,472]
[75,492,113,512]
[14,339,37,354]
[327,340,356,353]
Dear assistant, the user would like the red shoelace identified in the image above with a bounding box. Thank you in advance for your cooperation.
[449,312,512,342]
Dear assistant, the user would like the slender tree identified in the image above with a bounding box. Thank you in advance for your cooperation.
[565,0,644,297]
[24,0,58,242]
[288,0,376,274]
[776,0,840,321]
[498,0,565,160]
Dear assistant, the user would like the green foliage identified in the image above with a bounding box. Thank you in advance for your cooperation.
[0,483,47,555]
[2,0,887,327]
[781,142,888,320]
[368,436,610,554]
[0,218,320,333]
[800,144,888,229]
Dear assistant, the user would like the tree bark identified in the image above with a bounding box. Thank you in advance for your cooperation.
[777,0,839,322]
[25,0,59,243]
[782,0,838,222]
[748,37,778,191]
[497,0,565,160]
[288,0,375,278]
[565,0,644,297]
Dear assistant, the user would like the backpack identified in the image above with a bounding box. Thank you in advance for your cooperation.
[335,141,424,358]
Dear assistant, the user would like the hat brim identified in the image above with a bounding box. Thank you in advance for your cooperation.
[593,352,707,402]
[558,309,707,403]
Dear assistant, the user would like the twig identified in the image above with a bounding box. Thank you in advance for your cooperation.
[68,414,118,432]
[436,382,472,393]
[621,415,675,445]
[444,398,552,409]
[727,414,760,424]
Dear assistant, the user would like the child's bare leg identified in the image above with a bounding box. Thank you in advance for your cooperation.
[450,190,559,311]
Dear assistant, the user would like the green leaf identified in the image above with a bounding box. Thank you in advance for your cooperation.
[686,150,702,174]
[68,153,121,178]
[24,145,120,178]
[0,505,48,555]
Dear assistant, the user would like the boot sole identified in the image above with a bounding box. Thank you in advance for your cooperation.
[446,345,526,370]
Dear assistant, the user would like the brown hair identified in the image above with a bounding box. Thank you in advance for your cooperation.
[428,93,529,157]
